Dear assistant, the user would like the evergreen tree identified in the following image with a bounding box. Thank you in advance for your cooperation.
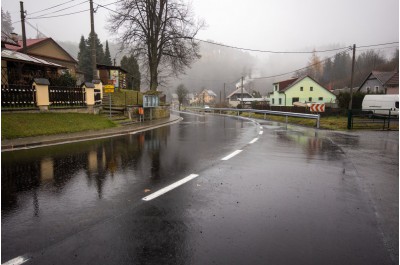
[87,33,105,65]
[104,41,113,66]
[121,54,141,90]
[77,35,92,81]
[1,8,14,34]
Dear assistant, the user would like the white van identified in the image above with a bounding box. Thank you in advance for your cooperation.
[362,94,399,117]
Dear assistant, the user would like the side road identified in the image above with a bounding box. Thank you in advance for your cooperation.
[2,115,182,152]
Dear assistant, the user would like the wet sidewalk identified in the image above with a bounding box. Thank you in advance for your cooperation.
[2,114,182,151]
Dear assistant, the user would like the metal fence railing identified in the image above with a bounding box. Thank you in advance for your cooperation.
[351,109,397,130]
[1,84,37,109]
[189,107,321,128]
[49,86,86,108]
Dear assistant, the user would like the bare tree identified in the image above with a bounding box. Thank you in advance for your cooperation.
[109,0,204,91]
[176,83,188,110]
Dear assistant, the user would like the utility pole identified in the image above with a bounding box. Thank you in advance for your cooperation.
[223,83,226,104]
[347,44,356,129]
[220,90,222,104]
[89,0,98,80]
[20,1,27,53]
[241,76,244,107]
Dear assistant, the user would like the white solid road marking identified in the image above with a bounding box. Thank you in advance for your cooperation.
[142,174,199,201]
[259,131,263,135]
[249,138,259,144]
[2,256,29,265]
[221,150,243,161]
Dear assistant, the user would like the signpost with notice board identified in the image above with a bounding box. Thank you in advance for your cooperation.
[104,84,114,118]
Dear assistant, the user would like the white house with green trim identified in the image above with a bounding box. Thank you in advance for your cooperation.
[268,76,336,106]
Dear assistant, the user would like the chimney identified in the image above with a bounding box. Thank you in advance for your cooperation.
[10,32,19,43]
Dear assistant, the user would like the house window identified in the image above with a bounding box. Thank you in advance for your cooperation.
[309,97,312,102]
[272,98,275,104]
[274,85,278,91]
[367,87,370,93]
[310,87,313,91]
[318,97,323,101]
[374,86,379,93]
[300,87,303,91]
[279,98,282,105]
[292,97,299,104]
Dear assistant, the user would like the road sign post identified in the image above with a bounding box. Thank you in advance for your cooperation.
[104,85,115,118]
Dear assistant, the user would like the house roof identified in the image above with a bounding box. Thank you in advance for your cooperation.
[97,64,128,73]
[386,72,399,87]
[1,31,19,46]
[2,48,65,68]
[275,75,336,96]
[273,77,298,92]
[358,71,398,89]
[202,89,217,97]
[226,86,252,98]
[5,38,78,63]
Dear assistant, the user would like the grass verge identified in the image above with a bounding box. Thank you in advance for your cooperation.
[240,112,398,130]
[2,113,117,139]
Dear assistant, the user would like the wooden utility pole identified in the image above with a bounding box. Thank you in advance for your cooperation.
[20,1,27,53]
[89,0,98,80]
[223,83,226,104]
[241,76,244,107]
[347,44,356,129]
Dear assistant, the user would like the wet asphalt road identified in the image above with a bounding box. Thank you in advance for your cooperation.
[1,112,398,265]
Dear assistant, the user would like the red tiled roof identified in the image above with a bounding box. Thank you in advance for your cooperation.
[274,77,298,92]
[5,38,49,51]
[385,72,399,87]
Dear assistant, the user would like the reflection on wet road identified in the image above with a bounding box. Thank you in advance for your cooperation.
[1,112,398,265]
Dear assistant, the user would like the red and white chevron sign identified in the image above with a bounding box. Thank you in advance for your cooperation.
[310,103,325,112]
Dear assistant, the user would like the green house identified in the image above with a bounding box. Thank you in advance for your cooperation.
[268,76,336,106]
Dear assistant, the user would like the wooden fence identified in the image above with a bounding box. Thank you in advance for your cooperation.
[1,84,37,108]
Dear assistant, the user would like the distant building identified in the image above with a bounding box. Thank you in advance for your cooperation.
[194,89,217,105]
[226,87,253,107]
[358,71,399,95]
[268,75,336,106]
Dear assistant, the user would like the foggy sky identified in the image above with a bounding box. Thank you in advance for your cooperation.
[2,0,398,51]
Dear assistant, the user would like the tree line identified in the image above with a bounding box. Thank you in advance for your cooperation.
[300,48,399,90]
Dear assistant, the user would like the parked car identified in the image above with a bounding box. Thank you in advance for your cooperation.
[362,94,399,117]
[204,105,211,112]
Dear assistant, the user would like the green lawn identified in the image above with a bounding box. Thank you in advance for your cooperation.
[2,113,117,139]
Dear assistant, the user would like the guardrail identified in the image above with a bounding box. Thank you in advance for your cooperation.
[188,107,321,128]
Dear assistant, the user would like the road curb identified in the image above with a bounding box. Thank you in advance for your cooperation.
[2,115,182,152]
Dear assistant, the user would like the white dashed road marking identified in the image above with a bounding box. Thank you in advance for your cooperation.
[142,174,199,201]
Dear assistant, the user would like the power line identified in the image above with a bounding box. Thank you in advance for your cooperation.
[27,0,88,19]
[193,38,351,54]
[28,0,79,15]
[249,48,353,81]
[357,41,399,49]
[26,9,89,19]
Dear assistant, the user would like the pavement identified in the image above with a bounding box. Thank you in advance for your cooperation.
[1,114,182,151]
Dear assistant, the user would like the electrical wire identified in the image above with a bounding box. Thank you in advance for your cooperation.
[249,48,352,81]
[28,0,79,16]
[26,9,89,19]
[27,0,88,19]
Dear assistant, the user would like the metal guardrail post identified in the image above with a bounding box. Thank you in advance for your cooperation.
[388,110,391,129]
[285,116,288,124]
[317,114,320,129]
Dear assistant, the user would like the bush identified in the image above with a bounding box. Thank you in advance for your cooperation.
[337,91,366,109]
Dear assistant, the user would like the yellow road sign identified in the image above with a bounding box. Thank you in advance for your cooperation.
[104,85,114,93]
